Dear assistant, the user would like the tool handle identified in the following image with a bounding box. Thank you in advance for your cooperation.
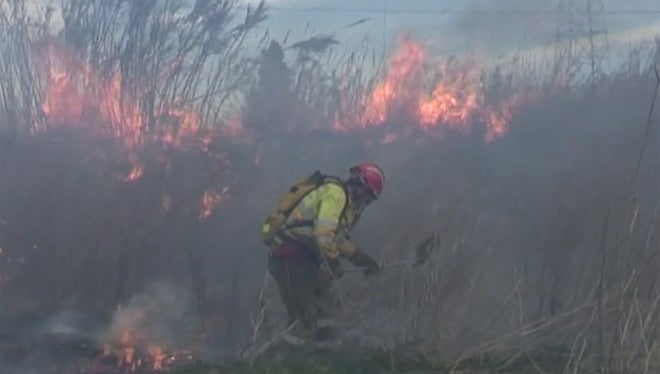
[346,260,414,272]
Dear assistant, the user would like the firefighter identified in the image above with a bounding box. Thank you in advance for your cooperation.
[262,162,384,345]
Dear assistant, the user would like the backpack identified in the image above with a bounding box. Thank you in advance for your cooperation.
[260,170,347,246]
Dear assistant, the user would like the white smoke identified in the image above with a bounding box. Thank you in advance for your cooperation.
[98,282,194,352]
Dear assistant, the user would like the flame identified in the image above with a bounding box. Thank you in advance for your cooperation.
[364,34,426,125]
[100,332,185,372]
[35,38,217,150]
[99,316,190,372]
[123,163,145,182]
[119,329,137,367]
[199,188,228,220]
[483,89,537,142]
[148,345,166,371]
[160,105,205,150]
[38,40,140,146]
[335,34,522,141]
[484,104,513,142]
[418,59,481,130]
[37,33,522,150]
[41,70,85,127]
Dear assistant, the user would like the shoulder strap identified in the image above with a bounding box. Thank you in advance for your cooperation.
[282,174,349,230]
[277,170,325,217]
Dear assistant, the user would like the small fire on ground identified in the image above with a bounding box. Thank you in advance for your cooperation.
[92,329,193,373]
[87,285,197,373]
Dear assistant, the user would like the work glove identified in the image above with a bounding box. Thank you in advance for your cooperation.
[349,251,380,276]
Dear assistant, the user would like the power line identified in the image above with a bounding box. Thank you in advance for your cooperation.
[249,6,660,16]
[382,0,387,59]
[555,0,610,83]
[28,1,660,16]
[26,0,660,16]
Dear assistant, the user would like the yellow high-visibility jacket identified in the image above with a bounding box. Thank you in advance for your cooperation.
[282,182,357,259]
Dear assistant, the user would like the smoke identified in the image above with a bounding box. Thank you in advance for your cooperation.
[0,282,197,373]
[1,0,660,371]
[448,0,557,52]
[36,310,95,339]
[447,0,660,54]
[0,311,98,374]
[98,282,194,352]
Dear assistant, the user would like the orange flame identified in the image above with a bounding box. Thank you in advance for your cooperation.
[335,34,521,141]
[418,58,481,130]
[148,345,166,371]
[119,329,137,367]
[363,34,426,125]
[123,163,145,182]
[35,38,215,150]
[100,316,189,372]
[41,70,85,127]
[199,188,228,220]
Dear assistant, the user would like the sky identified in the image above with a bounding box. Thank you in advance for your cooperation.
[20,0,660,70]
[244,0,660,62]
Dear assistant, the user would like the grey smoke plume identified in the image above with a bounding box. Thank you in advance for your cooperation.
[449,0,556,51]
[98,282,194,351]
[446,0,659,53]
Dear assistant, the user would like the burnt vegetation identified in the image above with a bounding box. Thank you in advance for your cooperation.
[1,0,660,373]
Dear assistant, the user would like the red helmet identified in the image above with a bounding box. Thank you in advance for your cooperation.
[350,162,385,198]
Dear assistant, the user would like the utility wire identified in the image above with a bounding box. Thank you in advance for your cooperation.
[27,0,660,16]
[29,1,660,16]
[241,5,660,16]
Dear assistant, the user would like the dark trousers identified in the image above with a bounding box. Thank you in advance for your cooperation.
[268,248,338,332]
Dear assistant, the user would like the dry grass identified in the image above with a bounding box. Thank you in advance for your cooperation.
[2,0,660,371]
